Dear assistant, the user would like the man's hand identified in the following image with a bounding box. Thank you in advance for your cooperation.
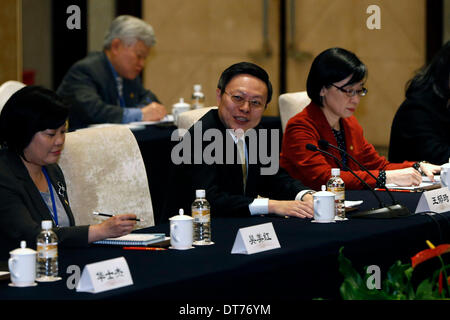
[268,198,314,218]
[141,102,167,121]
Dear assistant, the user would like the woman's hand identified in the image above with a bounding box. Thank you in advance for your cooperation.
[385,167,422,186]
[419,162,441,182]
[268,198,314,218]
[88,214,137,243]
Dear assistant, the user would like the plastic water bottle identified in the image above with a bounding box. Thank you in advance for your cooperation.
[36,220,60,281]
[191,189,212,245]
[327,168,346,219]
[191,84,205,109]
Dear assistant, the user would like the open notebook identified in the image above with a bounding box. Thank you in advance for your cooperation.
[93,233,166,246]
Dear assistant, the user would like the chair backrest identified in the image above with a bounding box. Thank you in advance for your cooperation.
[176,106,217,136]
[278,91,311,133]
[0,81,26,114]
[58,126,154,228]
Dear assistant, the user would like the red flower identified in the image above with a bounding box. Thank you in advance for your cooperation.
[438,272,450,295]
[411,243,450,268]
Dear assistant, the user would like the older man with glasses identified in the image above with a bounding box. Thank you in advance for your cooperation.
[57,15,166,131]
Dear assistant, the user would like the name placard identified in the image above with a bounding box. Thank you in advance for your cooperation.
[231,222,280,255]
[415,187,450,214]
[76,257,133,294]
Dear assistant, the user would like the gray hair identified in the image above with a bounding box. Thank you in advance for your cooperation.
[103,15,156,50]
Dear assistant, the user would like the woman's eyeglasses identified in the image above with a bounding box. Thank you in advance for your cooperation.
[331,84,368,97]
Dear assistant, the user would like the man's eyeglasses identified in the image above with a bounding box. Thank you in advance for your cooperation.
[224,91,265,109]
[331,84,368,97]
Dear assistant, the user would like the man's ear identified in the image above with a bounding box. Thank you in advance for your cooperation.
[216,88,222,106]
[110,38,122,54]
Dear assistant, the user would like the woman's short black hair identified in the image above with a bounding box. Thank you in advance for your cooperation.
[0,85,68,157]
[217,61,273,105]
[306,47,367,106]
[406,40,450,100]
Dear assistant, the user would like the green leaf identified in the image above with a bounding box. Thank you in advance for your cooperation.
[415,278,439,300]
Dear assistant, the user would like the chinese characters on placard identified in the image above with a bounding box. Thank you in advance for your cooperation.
[248,232,272,245]
[431,194,450,206]
[96,267,124,282]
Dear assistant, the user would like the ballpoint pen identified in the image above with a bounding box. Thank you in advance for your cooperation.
[123,246,167,251]
[92,211,143,222]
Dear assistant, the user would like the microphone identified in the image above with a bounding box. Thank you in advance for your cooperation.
[306,143,410,218]
[318,139,399,206]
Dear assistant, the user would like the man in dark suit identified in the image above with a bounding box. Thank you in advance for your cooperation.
[57,15,166,131]
[171,62,314,218]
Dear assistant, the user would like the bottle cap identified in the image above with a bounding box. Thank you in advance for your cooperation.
[41,220,52,230]
[196,189,206,198]
[194,84,202,92]
[331,168,340,176]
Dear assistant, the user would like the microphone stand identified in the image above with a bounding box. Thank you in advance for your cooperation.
[318,139,400,205]
[306,144,410,218]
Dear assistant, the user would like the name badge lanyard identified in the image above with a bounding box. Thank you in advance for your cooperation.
[42,167,59,226]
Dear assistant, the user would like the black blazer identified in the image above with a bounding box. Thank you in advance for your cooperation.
[167,109,310,218]
[0,150,89,259]
[388,91,450,164]
[57,51,160,131]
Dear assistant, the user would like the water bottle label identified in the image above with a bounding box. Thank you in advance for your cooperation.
[37,243,58,259]
[192,209,210,223]
[328,187,345,200]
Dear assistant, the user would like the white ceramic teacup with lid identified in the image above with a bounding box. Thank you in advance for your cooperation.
[313,185,336,223]
[440,158,450,188]
[8,241,37,287]
[172,98,191,126]
[169,209,194,249]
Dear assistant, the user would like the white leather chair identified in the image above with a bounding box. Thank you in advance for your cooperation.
[278,91,311,133]
[58,125,155,228]
[176,106,217,136]
[0,81,26,114]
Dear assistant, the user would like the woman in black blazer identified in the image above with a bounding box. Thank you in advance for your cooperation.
[0,86,136,259]
[389,41,449,164]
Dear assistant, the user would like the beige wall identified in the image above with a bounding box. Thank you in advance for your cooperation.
[287,0,426,146]
[143,0,426,148]
[88,0,116,53]
[0,0,22,83]
[22,0,52,88]
[143,0,281,117]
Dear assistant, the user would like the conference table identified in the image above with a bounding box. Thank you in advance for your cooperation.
[1,189,449,309]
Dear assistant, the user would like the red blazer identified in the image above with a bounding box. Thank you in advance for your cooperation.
[280,102,414,190]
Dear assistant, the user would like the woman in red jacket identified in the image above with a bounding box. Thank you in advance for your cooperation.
[280,47,440,190]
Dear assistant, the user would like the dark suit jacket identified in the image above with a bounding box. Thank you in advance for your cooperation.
[57,51,160,131]
[0,149,89,259]
[388,91,450,164]
[167,109,310,218]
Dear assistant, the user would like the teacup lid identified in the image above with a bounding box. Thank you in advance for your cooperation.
[9,241,36,255]
[172,98,190,108]
[169,208,193,221]
[314,185,335,197]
